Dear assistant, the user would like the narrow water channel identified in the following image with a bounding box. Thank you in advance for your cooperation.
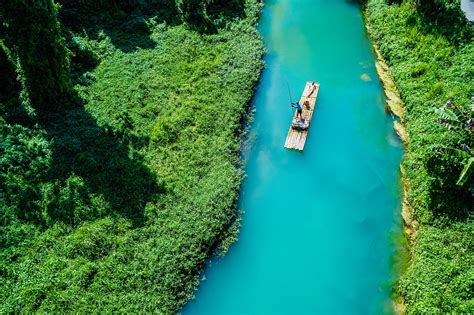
[184,0,403,314]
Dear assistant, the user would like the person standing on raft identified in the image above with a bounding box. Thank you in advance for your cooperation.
[292,101,303,120]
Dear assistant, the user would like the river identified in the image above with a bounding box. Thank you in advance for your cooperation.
[184,0,403,314]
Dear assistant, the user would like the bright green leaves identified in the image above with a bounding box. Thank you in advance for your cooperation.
[456,157,473,186]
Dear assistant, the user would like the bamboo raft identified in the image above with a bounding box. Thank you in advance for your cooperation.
[284,81,320,150]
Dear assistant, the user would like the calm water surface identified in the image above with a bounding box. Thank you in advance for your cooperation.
[184,0,403,314]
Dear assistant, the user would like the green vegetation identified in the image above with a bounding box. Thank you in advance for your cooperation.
[1,0,263,312]
[433,101,473,186]
[1,0,72,111]
[366,0,473,312]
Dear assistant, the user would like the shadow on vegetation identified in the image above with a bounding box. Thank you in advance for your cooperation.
[189,0,246,33]
[3,0,248,231]
[34,94,162,227]
[425,152,472,222]
[2,22,160,229]
[59,0,247,50]
[0,44,28,126]
[416,3,471,44]
[207,0,245,19]
[58,0,180,52]
[385,0,472,45]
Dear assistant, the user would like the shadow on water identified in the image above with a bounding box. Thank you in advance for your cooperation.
[345,0,364,5]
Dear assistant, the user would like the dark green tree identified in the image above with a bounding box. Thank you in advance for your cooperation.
[0,42,20,120]
[416,0,460,12]
[179,0,206,24]
[399,0,471,43]
[0,0,72,112]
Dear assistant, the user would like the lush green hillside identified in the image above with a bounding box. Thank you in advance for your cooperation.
[0,0,263,312]
[366,0,473,313]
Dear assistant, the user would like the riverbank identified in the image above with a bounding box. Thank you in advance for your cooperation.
[0,1,264,312]
[364,7,412,313]
[365,0,473,313]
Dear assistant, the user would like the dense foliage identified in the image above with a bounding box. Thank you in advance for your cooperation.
[0,42,21,123]
[1,0,72,111]
[0,0,264,312]
[366,0,473,313]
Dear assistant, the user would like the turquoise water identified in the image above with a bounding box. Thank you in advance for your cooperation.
[184,0,403,314]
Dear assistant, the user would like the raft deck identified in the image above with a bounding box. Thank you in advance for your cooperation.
[284,81,320,150]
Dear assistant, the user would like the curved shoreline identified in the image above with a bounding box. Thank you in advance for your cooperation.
[363,7,414,314]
